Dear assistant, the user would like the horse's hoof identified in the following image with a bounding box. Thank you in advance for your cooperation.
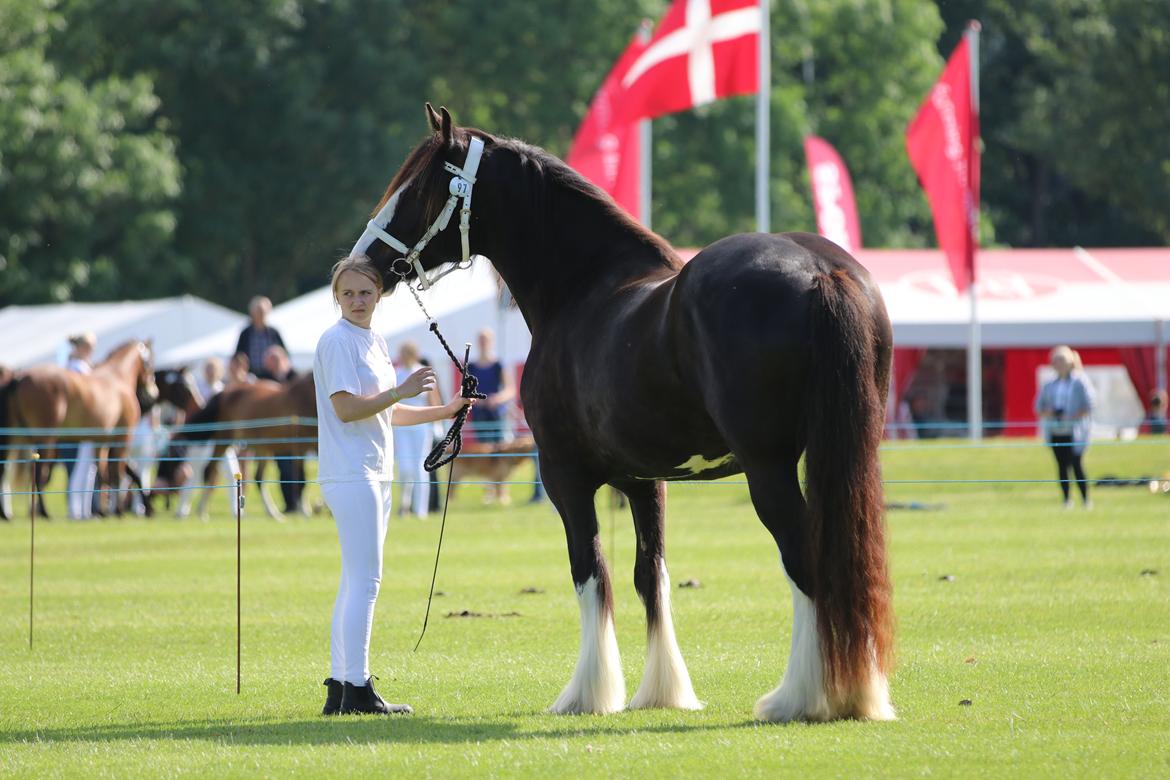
[548,694,625,716]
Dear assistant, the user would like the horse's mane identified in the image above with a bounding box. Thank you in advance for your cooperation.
[492,134,683,274]
[376,128,683,276]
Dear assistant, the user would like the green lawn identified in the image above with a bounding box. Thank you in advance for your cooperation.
[1,438,1168,778]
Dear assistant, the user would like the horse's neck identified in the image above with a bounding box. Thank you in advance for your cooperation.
[94,348,139,383]
[484,180,676,331]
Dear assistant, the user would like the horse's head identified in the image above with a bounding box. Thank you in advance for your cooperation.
[354,104,495,292]
[135,340,159,412]
[154,367,205,417]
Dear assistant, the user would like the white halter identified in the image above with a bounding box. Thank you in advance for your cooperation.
[351,136,485,290]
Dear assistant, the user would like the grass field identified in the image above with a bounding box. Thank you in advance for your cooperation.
[1,438,1168,778]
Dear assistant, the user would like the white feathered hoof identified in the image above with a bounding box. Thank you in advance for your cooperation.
[628,568,703,710]
[549,576,626,715]
[756,573,896,722]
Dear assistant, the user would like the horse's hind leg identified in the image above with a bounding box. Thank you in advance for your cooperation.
[615,479,702,710]
[543,460,625,715]
[741,457,833,722]
[742,457,894,723]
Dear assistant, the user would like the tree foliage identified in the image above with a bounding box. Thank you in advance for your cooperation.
[0,0,1165,309]
[0,0,179,305]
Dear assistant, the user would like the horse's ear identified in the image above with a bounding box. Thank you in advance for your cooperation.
[439,106,453,145]
[425,102,442,132]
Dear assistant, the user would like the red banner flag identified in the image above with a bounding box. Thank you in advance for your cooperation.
[906,36,980,292]
[612,0,761,126]
[566,34,648,220]
[804,135,862,255]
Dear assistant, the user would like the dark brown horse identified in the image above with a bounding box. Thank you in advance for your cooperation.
[354,106,895,722]
[0,341,158,519]
[154,373,315,520]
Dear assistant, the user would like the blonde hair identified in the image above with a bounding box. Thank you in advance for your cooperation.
[330,255,384,303]
[1050,345,1082,374]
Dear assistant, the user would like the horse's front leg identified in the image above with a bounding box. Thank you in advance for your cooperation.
[618,479,702,711]
[543,458,625,715]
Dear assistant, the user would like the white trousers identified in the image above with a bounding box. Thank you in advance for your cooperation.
[322,479,393,684]
[68,442,97,519]
[393,426,431,518]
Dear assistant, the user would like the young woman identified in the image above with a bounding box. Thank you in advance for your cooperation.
[314,256,472,716]
[1035,346,1096,508]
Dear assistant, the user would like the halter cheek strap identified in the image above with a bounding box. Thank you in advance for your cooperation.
[351,136,485,290]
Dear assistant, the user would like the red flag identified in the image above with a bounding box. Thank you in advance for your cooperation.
[804,135,862,255]
[906,36,980,292]
[612,0,761,126]
[566,34,648,220]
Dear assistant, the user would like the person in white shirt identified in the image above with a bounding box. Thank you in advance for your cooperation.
[63,332,98,519]
[392,341,440,519]
[314,256,471,717]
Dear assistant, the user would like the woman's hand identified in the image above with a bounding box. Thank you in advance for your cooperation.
[444,393,475,417]
[396,367,437,399]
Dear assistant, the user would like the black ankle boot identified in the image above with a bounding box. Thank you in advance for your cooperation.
[322,678,343,716]
[339,676,412,715]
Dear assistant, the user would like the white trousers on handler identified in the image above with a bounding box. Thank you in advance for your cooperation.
[322,478,393,685]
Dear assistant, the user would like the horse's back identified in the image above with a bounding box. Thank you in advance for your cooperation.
[667,231,890,454]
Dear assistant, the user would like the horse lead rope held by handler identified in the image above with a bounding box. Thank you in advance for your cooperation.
[413,339,486,652]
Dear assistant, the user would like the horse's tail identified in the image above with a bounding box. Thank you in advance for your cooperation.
[804,268,894,698]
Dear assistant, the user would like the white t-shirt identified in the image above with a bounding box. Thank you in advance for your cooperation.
[313,318,396,483]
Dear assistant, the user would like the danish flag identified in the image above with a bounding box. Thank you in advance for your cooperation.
[613,0,761,126]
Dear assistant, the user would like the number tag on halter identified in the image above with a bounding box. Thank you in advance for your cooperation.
[449,177,471,198]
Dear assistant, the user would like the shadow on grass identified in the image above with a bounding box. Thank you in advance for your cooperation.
[0,713,767,747]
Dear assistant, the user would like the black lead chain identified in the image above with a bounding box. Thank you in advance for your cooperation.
[423,322,487,473]
[414,320,487,652]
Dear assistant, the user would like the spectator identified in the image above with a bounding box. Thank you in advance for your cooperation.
[226,352,256,386]
[393,341,441,519]
[261,344,303,512]
[1146,389,1167,435]
[235,295,285,381]
[1035,346,1095,509]
[197,357,225,401]
[263,344,298,383]
[63,332,97,519]
[467,328,515,505]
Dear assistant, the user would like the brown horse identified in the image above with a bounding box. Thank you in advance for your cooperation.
[0,341,158,519]
[153,372,316,520]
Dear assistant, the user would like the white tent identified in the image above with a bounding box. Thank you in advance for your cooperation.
[162,259,531,377]
[0,296,246,370]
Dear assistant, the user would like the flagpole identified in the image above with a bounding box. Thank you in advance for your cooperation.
[638,19,653,229]
[755,0,770,233]
[966,21,982,440]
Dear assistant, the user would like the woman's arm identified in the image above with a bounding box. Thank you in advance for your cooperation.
[330,367,436,423]
[392,394,473,426]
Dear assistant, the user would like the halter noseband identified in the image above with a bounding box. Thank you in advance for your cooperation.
[351,136,485,290]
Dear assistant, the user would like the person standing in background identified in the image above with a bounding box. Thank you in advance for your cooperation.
[467,328,515,504]
[1035,346,1096,509]
[196,357,226,402]
[63,333,98,519]
[392,341,441,519]
[235,296,285,381]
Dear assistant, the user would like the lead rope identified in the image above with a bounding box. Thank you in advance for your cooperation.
[398,271,488,651]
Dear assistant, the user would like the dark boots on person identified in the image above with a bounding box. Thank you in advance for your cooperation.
[322,678,343,716]
[339,676,413,715]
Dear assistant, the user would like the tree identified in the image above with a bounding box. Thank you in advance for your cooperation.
[0,0,179,305]
[934,0,1168,246]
